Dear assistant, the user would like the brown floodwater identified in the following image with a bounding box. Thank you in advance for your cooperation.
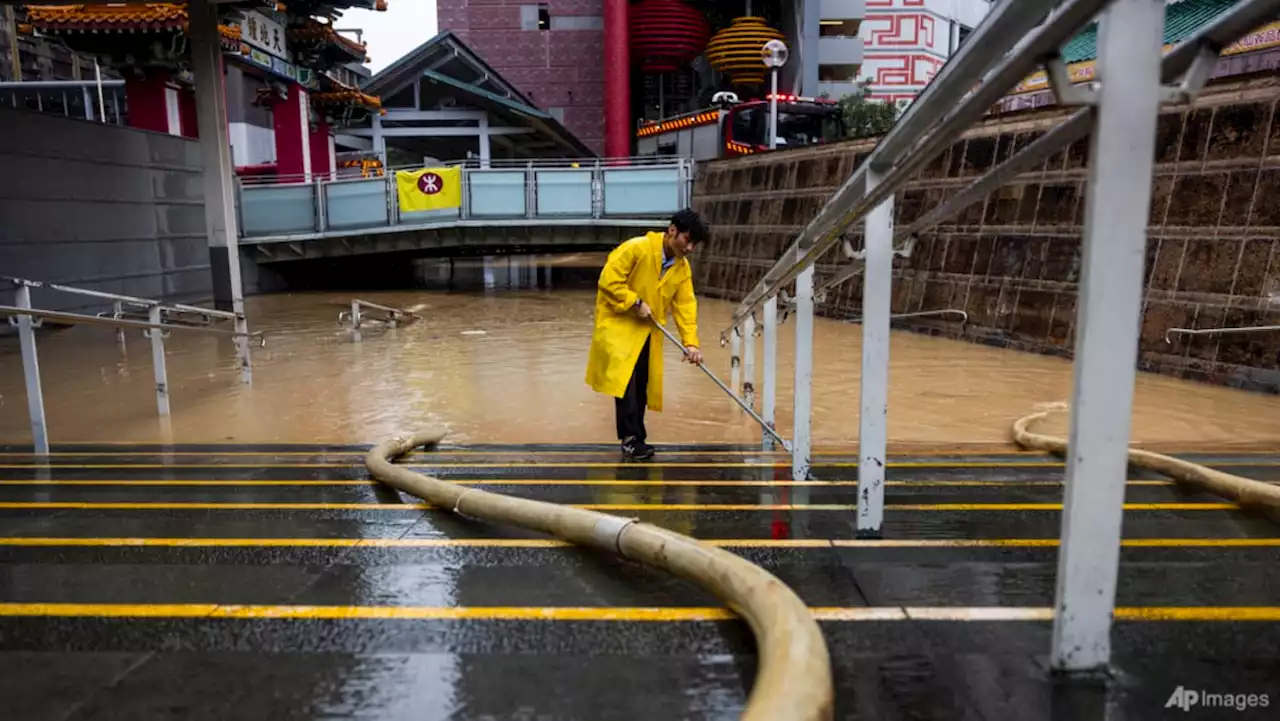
[2,254,1279,449]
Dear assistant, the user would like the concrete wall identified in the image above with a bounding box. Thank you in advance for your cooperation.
[692,74,1280,393]
[0,107,212,313]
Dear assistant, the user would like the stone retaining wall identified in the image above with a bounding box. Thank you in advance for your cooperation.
[691,74,1280,393]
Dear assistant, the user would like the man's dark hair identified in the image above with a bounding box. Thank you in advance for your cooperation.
[669,208,710,244]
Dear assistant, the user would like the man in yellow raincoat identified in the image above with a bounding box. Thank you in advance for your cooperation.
[585,208,709,460]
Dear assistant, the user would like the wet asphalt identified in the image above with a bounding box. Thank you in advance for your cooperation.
[0,443,1276,720]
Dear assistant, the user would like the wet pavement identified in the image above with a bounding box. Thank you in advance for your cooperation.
[0,444,1276,720]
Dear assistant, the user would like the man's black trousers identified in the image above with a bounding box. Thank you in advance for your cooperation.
[615,341,650,443]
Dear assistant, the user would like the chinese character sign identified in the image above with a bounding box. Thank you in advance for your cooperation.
[240,10,288,60]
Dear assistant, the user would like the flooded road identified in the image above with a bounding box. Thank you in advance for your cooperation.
[2,254,1278,449]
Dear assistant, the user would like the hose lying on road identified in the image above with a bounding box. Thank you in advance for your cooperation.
[1012,406,1280,524]
[366,432,834,721]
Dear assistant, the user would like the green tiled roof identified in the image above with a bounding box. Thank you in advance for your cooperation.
[1060,0,1242,64]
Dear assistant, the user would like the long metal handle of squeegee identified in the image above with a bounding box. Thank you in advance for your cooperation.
[651,318,792,452]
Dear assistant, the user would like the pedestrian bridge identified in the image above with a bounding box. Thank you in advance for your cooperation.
[236,158,692,263]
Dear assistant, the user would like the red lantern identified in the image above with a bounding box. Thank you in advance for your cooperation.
[629,0,711,74]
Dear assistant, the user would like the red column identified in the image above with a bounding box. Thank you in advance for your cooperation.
[178,86,200,139]
[272,83,311,181]
[310,117,333,180]
[603,0,630,159]
[123,69,172,134]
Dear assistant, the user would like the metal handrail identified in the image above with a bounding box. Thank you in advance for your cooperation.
[4,276,240,322]
[724,0,1108,332]
[1164,325,1280,344]
[237,155,693,237]
[4,280,259,455]
[0,306,263,343]
[775,0,1277,313]
[236,156,690,188]
[339,299,422,331]
[0,80,125,89]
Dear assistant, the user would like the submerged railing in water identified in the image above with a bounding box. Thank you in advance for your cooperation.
[2,277,260,455]
[235,156,695,239]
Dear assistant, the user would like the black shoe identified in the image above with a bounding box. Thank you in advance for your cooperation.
[621,438,655,461]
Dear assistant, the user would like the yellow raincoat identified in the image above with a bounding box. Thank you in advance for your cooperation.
[585,231,699,412]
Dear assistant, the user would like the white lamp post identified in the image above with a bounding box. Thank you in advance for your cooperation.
[762,39,788,150]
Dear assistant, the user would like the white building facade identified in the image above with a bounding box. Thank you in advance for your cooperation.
[856,0,993,104]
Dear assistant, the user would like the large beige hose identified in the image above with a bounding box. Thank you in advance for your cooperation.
[1012,407,1280,524]
[366,432,834,721]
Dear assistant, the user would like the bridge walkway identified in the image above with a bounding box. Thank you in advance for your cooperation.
[0,444,1276,719]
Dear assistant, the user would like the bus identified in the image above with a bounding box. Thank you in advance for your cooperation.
[635,92,845,161]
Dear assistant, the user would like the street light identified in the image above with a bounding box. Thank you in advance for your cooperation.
[762,39,788,150]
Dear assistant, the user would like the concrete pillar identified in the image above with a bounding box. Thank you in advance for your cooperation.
[273,83,312,181]
[188,0,244,316]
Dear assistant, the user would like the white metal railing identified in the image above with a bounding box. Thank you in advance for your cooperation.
[338,299,422,331]
[3,277,260,454]
[235,156,694,239]
[0,79,126,125]
[1165,324,1280,344]
[701,0,1280,675]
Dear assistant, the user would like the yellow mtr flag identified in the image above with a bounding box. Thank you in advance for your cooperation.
[396,167,462,212]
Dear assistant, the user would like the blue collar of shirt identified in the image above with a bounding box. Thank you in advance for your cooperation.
[661,248,676,274]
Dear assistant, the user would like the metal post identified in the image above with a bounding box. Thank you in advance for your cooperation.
[762,295,778,450]
[113,300,125,347]
[730,325,742,397]
[769,69,779,150]
[792,267,814,480]
[82,86,93,121]
[743,314,756,409]
[856,171,894,538]
[14,285,49,455]
[1051,0,1165,673]
[147,305,171,417]
[94,58,105,123]
[315,179,327,233]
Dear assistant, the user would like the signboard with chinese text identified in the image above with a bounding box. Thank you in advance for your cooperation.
[241,10,288,60]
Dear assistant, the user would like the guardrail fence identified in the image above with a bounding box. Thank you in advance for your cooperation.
[236,157,695,238]
[2,277,259,454]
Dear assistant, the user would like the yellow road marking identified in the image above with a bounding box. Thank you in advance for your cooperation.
[0,461,1070,469]
[0,478,1208,487]
[2,448,1273,458]
[0,448,1052,458]
[0,536,1275,548]
[0,603,1274,622]
[3,460,1271,470]
[0,501,1239,511]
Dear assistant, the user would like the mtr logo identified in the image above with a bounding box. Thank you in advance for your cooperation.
[1165,686,1270,712]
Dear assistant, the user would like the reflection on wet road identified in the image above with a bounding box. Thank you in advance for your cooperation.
[0,444,1277,720]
